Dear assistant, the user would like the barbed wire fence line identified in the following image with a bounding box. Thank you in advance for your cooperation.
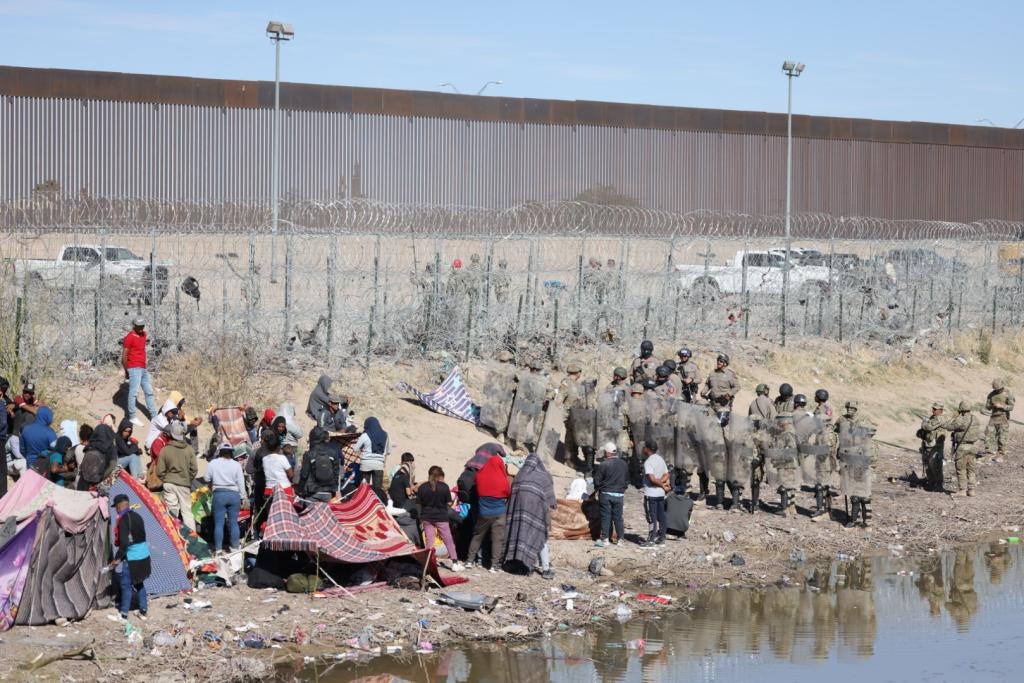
[2,196,1023,381]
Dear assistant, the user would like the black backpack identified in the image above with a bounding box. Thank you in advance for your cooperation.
[31,450,53,476]
[456,468,477,504]
[79,447,109,485]
[311,448,335,486]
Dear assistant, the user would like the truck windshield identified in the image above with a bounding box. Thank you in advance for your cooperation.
[105,248,140,261]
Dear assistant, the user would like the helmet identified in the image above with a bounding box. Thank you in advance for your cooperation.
[931,401,944,410]
[993,378,1005,390]
[566,363,582,374]
[845,400,858,411]
[613,366,628,380]
[814,389,829,403]
[957,401,971,412]
[755,383,769,395]
[717,353,730,365]
[630,383,645,394]
[655,365,670,379]
[642,378,658,391]
[677,347,692,359]
[640,340,654,357]
[793,394,807,407]
[778,383,793,398]
[663,359,677,372]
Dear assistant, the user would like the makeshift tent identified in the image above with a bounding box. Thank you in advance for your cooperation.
[107,471,192,596]
[0,471,111,630]
[397,366,478,423]
[263,484,466,587]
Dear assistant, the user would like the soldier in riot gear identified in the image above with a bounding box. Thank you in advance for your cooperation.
[767,412,800,517]
[938,401,982,497]
[507,360,549,452]
[837,411,878,528]
[693,405,730,509]
[622,383,650,487]
[813,389,834,424]
[749,383,777,429]
[673,402,702,494]
[701,353,739,407]
[795,412,834,518]
[724,416,756,513]
[477,349,518,441]
[560,362,592,471]
[653,365,681,398]
[917,402,947,491]
[676,348,701,403]
[641,377,658,392]
[793,394,809,416]
[608,366,629,391]
[775,383,795,414]
[631,340,658,383]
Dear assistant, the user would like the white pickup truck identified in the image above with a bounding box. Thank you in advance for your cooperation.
[676,250,830,298]
[12,244,170,304]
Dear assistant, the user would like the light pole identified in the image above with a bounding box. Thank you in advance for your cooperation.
[437,82,461,93]
[780,60,805,347]
[976,117,1024,128]
[267,20,294,284]
[437,81,502,95]
[476,80,502,95]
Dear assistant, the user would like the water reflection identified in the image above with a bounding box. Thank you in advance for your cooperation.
[310,542,1024,683]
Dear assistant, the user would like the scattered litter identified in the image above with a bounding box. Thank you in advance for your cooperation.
[789,549,806,564]
[437,592,497,612]
[588,557,605,577]
[416,641,434,653]
[626,638,646,651]
[385,645,403,654]
[560,583,577,592]
[241,634,266,649]
[560,591,581,600]
[260,597,278,604]
[183,600,212,610]
[648,578,663,588]
[233,622,259,633]
[615,604,633,622]
[151,631,180,648]
[722,530,736,543]
[635,594,672,605]
[1008,537,1021,544]
[565,599,575,611]
[502,624,529,636]
[730,553,746,566]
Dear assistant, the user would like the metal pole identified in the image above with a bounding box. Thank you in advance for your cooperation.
[269,37,281,284]
[283,228,293,344]
[326,237,336,359]
[781,71,794,348]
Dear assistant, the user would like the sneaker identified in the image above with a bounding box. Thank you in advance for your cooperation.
[656,537,666,546]
[451,562,464,572]
[610,539,620,545]
[488,567,500,574]
[118,612,129,621]
[594,539,606,548]
[130,417,144,427]
[138,610,148,621]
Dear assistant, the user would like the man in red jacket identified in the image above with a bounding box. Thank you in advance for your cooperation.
[122,317,157,427]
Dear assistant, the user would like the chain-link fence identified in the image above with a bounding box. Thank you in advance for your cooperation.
[2,196,1022,378]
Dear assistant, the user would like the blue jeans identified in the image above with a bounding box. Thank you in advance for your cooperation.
[118,562,148,615]
[599,494,625,541]
[127,367,156,420]
[644,496,667,539]
[118,454,143,479]
[212,489,241,551]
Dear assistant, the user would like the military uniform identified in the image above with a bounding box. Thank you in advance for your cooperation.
[678,360,701,403]
[654,374,682,398]
[835,406,878,527]
[702,367,740,408]
[748,395,777,430]
[775,397,795,414]
[559,373,584,464]
[918,404,947,491]
[939,404,982,496]
[492,260,511,304]
[985,380,1014,456]
[768,416,800,517]
[631,356,659,384]
[748,418,771,513]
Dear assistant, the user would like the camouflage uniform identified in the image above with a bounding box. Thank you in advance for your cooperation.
[492,260,511,304]
[678,359,701,403]
[939,403,982,496]
[770,415,800,517]
[654,373,682,398]
[834,402,878,526]
[985,379,1014,456]
[559,370,585,464]
[631,356,659,384]
[748,395,777,430]
[918,403,947,491]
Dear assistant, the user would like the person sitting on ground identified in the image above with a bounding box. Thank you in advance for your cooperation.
[11,382,43,435]
[77,423,118,492]
[19,405,56,472]
[565,476,589,501]
[503,453,558,579]
[418,466,464,571]
[47,436,76,487]
[115,418,144,481]
[204,442,246,553]
[298,427,340,502]
[594,442,628,547]
[157,422,198,530]
[466,453,511,572]
[111,493,151,621]
[389,452,417,513]
[355,417,389,490]
[74,424,93,467]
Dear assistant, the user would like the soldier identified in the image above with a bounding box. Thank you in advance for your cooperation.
[622,383,649,486]
[676,347,701,403]
[985,378,1014,458]
[939,401,982,497]
[701,353,740,408]
[793,394,810,417]
[559,362,588,470]
[918,402,947,491]
[507,360,548,452]
[477,349,518,442]
[607,366,629,391]
[775,383,795,414]
[653,365,681,398]
[464,252,485,302]
[813,389,834,424]
[835,400,877,527]
[492,258,511,304]
[749,383,777,430]
[795,412,834,518]
[841,423,878,528]
[749,418,769,514]
[724,416,756,513]
[631,340,659,383]
[767,412,800,517]
[693,406,729,509]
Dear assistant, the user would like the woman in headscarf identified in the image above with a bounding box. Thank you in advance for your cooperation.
[77,423,118,491]
[115,418,144,480]
[354,417,389,490]
[455,443,504,560]
[306,375,333,421]
[502,453,557,579]
[466,453,510,571]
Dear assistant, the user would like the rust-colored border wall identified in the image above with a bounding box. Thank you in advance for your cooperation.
[3,65,1024,150]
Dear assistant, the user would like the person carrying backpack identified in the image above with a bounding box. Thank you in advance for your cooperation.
[299,427,339,502]
[77,424,118,491]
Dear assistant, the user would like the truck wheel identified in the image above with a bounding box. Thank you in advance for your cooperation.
[691,276,720,303]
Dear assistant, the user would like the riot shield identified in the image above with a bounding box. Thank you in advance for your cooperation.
[625,394,650,460]
[694,406,728,482]
[796,415,833,486]
[724,416,756,487]
[595,388,626,448]
[838,421,873,498]
[673,402,702,474]
[478,364,517,432]
[568,380,598,449]
[507,373,547,445]
[646,393,678,465]
[767,446,801,490]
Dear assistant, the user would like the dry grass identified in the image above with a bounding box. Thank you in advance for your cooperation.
[158,334,277,413]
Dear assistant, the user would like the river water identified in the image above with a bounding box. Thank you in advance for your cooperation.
[307,541,1024,682]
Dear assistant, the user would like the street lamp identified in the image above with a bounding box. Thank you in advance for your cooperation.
[267,20,294,284]
[438,82,461,93]
[780,60,805,347]
[476,80,502,95]
[976,117,1024,129]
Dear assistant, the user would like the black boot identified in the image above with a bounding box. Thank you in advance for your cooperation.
[749,484,760,514]
[697,472,709,501]
[713,482,725,510]
[811,487,825,517]
[727,482,742,512]
[845,499,861,528]
[861,499,872,528]
[775,489,789,516]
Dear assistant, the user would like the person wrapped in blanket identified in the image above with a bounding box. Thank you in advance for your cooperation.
[110,493,151,620]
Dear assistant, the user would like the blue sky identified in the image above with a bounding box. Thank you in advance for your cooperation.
[2,0,1022,127]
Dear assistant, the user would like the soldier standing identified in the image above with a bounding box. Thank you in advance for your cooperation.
[607,366,629,391]
[813,389,834,425]
[559,363,586,469]
[492,258,511,304]
[465,253,485,303]
[622,383,648,487]
[985,378,1014,459]
[700,353,739,500]
[676,348,701,403]
[775,383,795,414]
[918,402,947,491]
[939,401,982,497]
[793,394,810,416]
[653,365,681,398]
[749,384,777,430]
[835,400,877,527]
[477,349,518,443]
[768,412,800,517]
[631,340,659,383]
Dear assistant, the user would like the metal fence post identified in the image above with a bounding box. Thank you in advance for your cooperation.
[95,229,108,365]
[150,228,158,344]
[283,227,294,345]
[246,229,256,338]
[464,294,474,364]
[326,236,337,359]
[838,292,844,343]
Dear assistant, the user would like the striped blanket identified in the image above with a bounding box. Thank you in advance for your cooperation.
[397,366,478,424]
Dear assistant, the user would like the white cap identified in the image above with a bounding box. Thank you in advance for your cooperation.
[603,442,617,454]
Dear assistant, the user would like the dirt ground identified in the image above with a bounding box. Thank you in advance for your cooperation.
[3,330,1024,681]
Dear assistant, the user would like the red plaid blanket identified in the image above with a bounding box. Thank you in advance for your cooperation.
[212,407,250,448]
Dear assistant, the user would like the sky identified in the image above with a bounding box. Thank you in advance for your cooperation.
[2,0,1022,127]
